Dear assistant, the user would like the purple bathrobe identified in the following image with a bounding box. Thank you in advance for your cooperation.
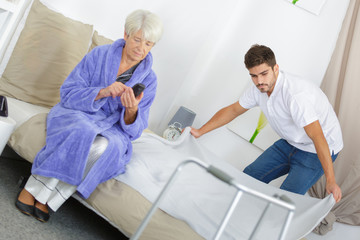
[31,39,157,198]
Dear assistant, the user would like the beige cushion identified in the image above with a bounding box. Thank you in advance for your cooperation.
[88,30,114,52]
[0,0,93,108]
[86,179,203,240]
[8,113,47,163]
[8,111,152,164]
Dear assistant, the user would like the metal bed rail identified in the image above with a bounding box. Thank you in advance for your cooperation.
[130,157,296,240]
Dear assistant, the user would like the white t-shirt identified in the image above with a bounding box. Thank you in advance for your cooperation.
[239,70,343,154]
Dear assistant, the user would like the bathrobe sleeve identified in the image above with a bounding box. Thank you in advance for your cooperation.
[119,70,157,141]
[59,46,109,112]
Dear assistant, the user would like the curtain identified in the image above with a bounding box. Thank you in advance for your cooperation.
[308,0,360,235]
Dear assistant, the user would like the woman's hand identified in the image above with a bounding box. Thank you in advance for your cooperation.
[95,82,127,100]
[95,82,144,124]
[120,87,143,109]
[121,87,144,124]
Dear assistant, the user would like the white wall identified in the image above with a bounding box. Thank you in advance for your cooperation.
[153,0,350,133]
[7,0,351,170]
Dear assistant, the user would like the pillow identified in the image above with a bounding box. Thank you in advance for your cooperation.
[0,0,32,76]
[8,113,47,163]
[0,0,93,108]
[88,30,114,52]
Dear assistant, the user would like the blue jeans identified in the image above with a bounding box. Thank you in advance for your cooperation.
[243,139,338,195]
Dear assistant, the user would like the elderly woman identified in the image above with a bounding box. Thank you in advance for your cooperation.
[15,9,163,222]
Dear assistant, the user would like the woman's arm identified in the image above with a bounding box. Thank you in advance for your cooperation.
[60,47,109,112]
[118,71,157,140]
[95,82,128,101]
[120,87,144,124]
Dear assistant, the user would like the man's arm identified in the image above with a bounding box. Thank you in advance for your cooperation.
[191,102,248,138]
[304,120,342,203]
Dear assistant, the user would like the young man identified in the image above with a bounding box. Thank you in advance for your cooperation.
[191,44,343,203]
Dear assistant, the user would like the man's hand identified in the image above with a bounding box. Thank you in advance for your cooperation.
[326,181,342,203]
[190,127,202,138]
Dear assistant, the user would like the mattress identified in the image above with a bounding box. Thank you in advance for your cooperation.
[76,180,202,239]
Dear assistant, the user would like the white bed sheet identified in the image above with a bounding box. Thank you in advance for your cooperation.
[116,128,335,240]
[7,97,50,129]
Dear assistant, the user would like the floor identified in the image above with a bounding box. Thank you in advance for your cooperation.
[0,146,129,240]
[305,222,360,240]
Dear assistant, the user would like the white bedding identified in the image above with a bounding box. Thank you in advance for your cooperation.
[7,97,50,129]
[116,128,335,240]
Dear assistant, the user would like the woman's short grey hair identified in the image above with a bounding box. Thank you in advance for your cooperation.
[125,9,163,44]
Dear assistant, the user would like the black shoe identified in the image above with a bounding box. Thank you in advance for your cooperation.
[33,205,50,223]
[15,191,34,216]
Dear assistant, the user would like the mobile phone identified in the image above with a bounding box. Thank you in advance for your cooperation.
[132,83,146,97]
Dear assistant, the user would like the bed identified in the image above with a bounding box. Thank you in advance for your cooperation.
[0,1,335,239]
[4,98,336,240]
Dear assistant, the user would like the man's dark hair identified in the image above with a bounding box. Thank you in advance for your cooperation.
[244,44,277,69]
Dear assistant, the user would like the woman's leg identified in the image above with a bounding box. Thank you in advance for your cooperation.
[17,135,109,218]
[17,188,35,206]
[25,174,76,212]
[16,188,36,216]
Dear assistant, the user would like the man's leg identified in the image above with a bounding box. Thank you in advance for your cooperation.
[244,139,292,184]
[280,149,338,195]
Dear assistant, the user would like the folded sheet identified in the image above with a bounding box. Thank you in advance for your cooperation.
[115,128,335,240]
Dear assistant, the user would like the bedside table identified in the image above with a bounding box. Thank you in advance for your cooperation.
[0,116,16,155]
